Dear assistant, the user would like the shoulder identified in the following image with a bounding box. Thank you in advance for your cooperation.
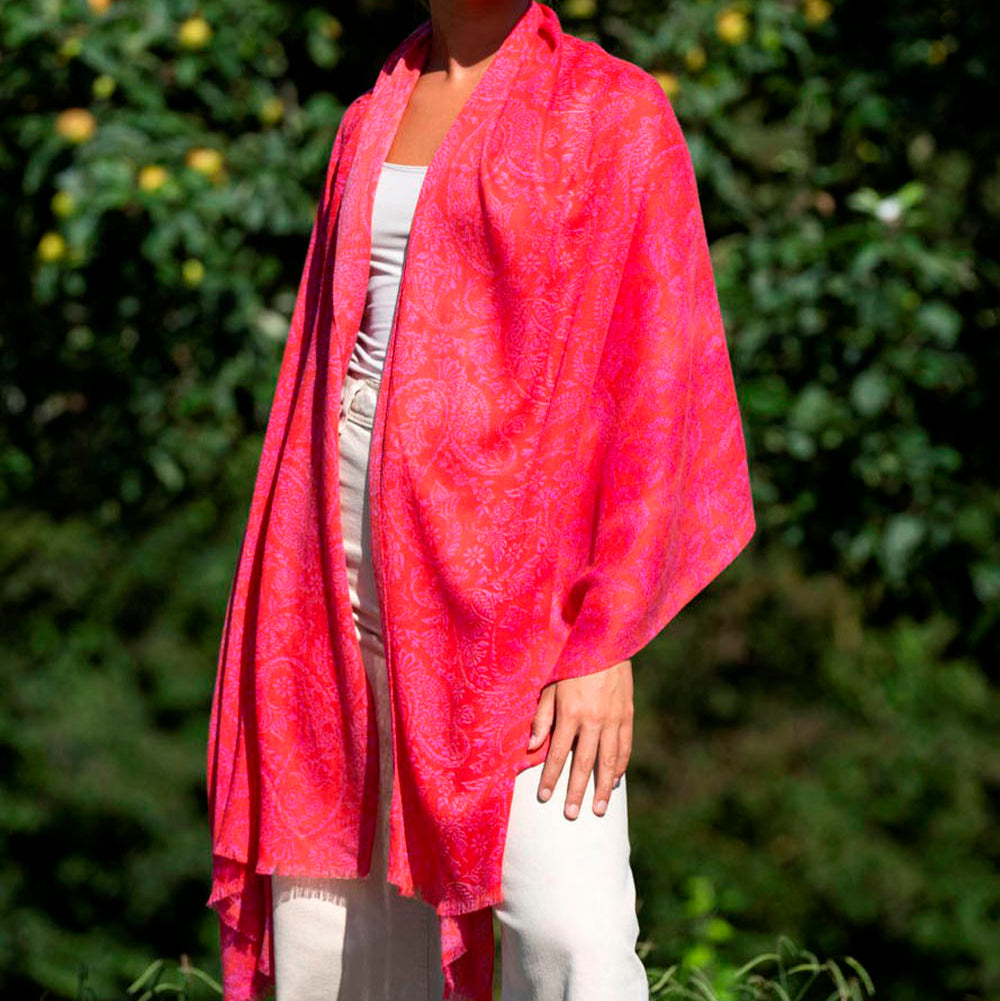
[551,35,685,203]
[557,34,684,152]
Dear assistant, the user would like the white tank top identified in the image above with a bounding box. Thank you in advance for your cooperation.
[346,161,429,383]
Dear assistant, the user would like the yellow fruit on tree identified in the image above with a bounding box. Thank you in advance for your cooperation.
[653,71,679,97]
[716,7,749,44]
[259,97,285,126]
[185,147,223,177]
[58,36,83,60]
[139,165,169,192]
[51,191,76,218]
[182,259,206,286]
[178,16,213,49]
[38,232,67,262]
[92,74,116,99]
[804,0,832,25]
[56,108,97,143]
[684,46,707,72]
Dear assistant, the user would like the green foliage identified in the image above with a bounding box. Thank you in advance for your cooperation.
[66,937,876,1001]
[0,500,239,998]
[125,955,222,1001]
[1,1,997,1000]
[645,929,875,1000]
[1,0,346,523]
[630,546,999,1001]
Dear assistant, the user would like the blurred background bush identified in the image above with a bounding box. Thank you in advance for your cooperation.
[1,0,997,999]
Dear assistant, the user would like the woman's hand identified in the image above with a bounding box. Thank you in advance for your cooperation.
[526,659,634,820]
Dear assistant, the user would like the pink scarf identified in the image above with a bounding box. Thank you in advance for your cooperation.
[205,2,756,998]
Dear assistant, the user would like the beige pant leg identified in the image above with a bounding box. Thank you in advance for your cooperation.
[494,762,648,1001]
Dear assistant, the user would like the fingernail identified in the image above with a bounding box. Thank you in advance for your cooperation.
[539,786,551,801]
[566,802,579,819]
[595,799,607,814]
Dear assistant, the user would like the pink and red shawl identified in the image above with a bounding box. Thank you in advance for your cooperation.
[205,2,755,998]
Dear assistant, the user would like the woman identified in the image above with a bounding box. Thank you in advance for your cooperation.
[205,1,756,999]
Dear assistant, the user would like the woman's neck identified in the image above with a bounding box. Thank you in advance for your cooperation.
[423,0,532,81]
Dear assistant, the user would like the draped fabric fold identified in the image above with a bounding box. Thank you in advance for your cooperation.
[205,3,755,999]
[544,127,756,687]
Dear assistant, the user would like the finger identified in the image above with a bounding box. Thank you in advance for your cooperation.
[537,712,576,804]
[616,715,633,783]
[563,722,601,821]
[527,684,555,750]
[592,723,620,816]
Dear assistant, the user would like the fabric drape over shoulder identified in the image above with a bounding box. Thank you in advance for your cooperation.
[205,2,756,998]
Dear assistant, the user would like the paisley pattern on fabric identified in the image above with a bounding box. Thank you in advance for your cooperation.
[204,2,756,999]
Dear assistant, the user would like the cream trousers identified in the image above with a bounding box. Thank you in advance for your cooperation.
[270,373,649,1001]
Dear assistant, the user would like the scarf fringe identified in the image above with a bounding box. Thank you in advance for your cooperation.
[207,852,499,1001]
